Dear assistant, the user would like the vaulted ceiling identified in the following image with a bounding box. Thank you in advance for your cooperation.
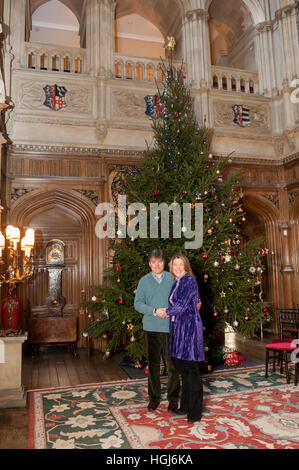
[30,0,183,39]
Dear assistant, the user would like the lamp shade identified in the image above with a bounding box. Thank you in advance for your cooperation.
[0,232,4,249]
[6,225,20,242]
[25,228,35,247]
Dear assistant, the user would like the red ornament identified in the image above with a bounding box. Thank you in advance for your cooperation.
[263,307,268,312]
[103,226,107,232]
[202,253,208,259]
[118,299,124,305]
[213,311,218,317]
[154,189,160,195]
[176,114,179,118]
[220,256,225,261]
[116,265,122,272]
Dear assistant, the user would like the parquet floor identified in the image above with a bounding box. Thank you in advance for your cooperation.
[0,348,128,449]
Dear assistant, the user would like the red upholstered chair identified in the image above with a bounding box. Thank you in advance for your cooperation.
[265,309,299,385]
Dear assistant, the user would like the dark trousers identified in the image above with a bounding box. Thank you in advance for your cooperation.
[144,331,180,404]
[176,359,203,421]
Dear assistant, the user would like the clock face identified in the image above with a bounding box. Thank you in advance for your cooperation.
[47,243,64,264]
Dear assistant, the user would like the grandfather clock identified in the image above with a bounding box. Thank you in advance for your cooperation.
[29,239,78,355]
[45,240,66,316]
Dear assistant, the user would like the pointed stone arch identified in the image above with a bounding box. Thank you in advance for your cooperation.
[9,188,105,343]
[30,0,82,24]
[241,193,280,332]
[205,0,265,25]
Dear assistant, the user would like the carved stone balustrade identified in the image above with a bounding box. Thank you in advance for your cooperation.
[211,66,259,95]
[113,54,185,83]
[25,42,87,74]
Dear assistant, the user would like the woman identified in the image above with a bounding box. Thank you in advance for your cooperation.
[157,253,204,423]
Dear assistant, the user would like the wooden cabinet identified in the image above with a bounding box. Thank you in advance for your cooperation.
[29,316,78,355]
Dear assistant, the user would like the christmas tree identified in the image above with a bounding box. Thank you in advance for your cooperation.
[83,57,269,365]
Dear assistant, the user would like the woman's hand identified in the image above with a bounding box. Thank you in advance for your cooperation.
[155,308,168,318]
[197,299,202,310]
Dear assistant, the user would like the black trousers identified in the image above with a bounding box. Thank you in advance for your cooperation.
[144,331,180,404]
[176,358,203,421]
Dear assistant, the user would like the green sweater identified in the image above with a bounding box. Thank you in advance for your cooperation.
[134,271,174,333]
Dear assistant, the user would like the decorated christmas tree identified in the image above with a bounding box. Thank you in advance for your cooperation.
[83,54,269,365]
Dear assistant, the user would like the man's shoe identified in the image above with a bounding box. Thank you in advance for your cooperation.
[147,401,159,411]
[168,402,178,412]
[173,408,187,415]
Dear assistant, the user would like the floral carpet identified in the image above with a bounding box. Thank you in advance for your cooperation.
[28,365,299,449]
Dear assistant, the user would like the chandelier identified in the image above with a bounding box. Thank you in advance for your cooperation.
[0,225,35,287]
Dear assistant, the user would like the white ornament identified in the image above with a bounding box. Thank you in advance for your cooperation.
[92,296,97,301]
[233,321,239,327]
[213,261,219,267]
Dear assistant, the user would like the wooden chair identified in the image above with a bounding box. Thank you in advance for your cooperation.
[265,309,299,385]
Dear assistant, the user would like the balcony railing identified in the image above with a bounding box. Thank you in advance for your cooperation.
[25,42,86,74]
[211,65,259,94]
[114,53,184,83]
[23,44,260,95]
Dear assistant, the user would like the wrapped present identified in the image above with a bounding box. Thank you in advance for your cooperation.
[223,348,245,367]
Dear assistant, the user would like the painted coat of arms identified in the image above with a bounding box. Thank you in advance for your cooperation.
[232,104,250,127]
[43,84,67,111]
[144,94,164,119]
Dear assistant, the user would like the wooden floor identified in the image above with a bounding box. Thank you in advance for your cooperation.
[0,348,129,450]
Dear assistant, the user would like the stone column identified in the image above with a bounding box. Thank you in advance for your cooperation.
[182,8,211,90]
[9,0,26,69]
[182,8,211,126]
[86,0,116,79]
[275,4,299,87]
[254,22,277,97]
[0,334,28,408]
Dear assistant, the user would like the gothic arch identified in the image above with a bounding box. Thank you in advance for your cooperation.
[241,193,280,330]
[115,0,183,38]
[9,188,104,290]
[9,188,96,229]
[30,0,82,23]
[205,0,265,25]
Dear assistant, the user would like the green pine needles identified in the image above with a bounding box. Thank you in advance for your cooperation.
[83,63,269,364]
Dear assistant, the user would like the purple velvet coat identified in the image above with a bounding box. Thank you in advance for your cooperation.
[166,273,205,362]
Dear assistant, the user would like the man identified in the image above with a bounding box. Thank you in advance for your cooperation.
[134,249,180,411]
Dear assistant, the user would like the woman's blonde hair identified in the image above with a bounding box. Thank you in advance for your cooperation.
[168,252,194,278]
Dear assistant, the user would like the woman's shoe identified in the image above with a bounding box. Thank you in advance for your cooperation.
[187,415,202,424]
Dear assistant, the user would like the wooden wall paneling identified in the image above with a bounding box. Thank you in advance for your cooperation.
[8,186,101,349]
[291,196,299,304]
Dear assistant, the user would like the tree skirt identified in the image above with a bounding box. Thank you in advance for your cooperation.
[28,365,299,449]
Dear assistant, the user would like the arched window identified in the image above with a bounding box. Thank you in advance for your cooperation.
[209,0,256,71]
[115,14,165,60]
[30,0,80,48]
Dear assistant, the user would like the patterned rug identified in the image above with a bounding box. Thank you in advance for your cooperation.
[28,365,299,449]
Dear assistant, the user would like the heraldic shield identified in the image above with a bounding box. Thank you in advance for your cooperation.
[232,104,250,127]
[44,84,67,111]
[144,94,164,119]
